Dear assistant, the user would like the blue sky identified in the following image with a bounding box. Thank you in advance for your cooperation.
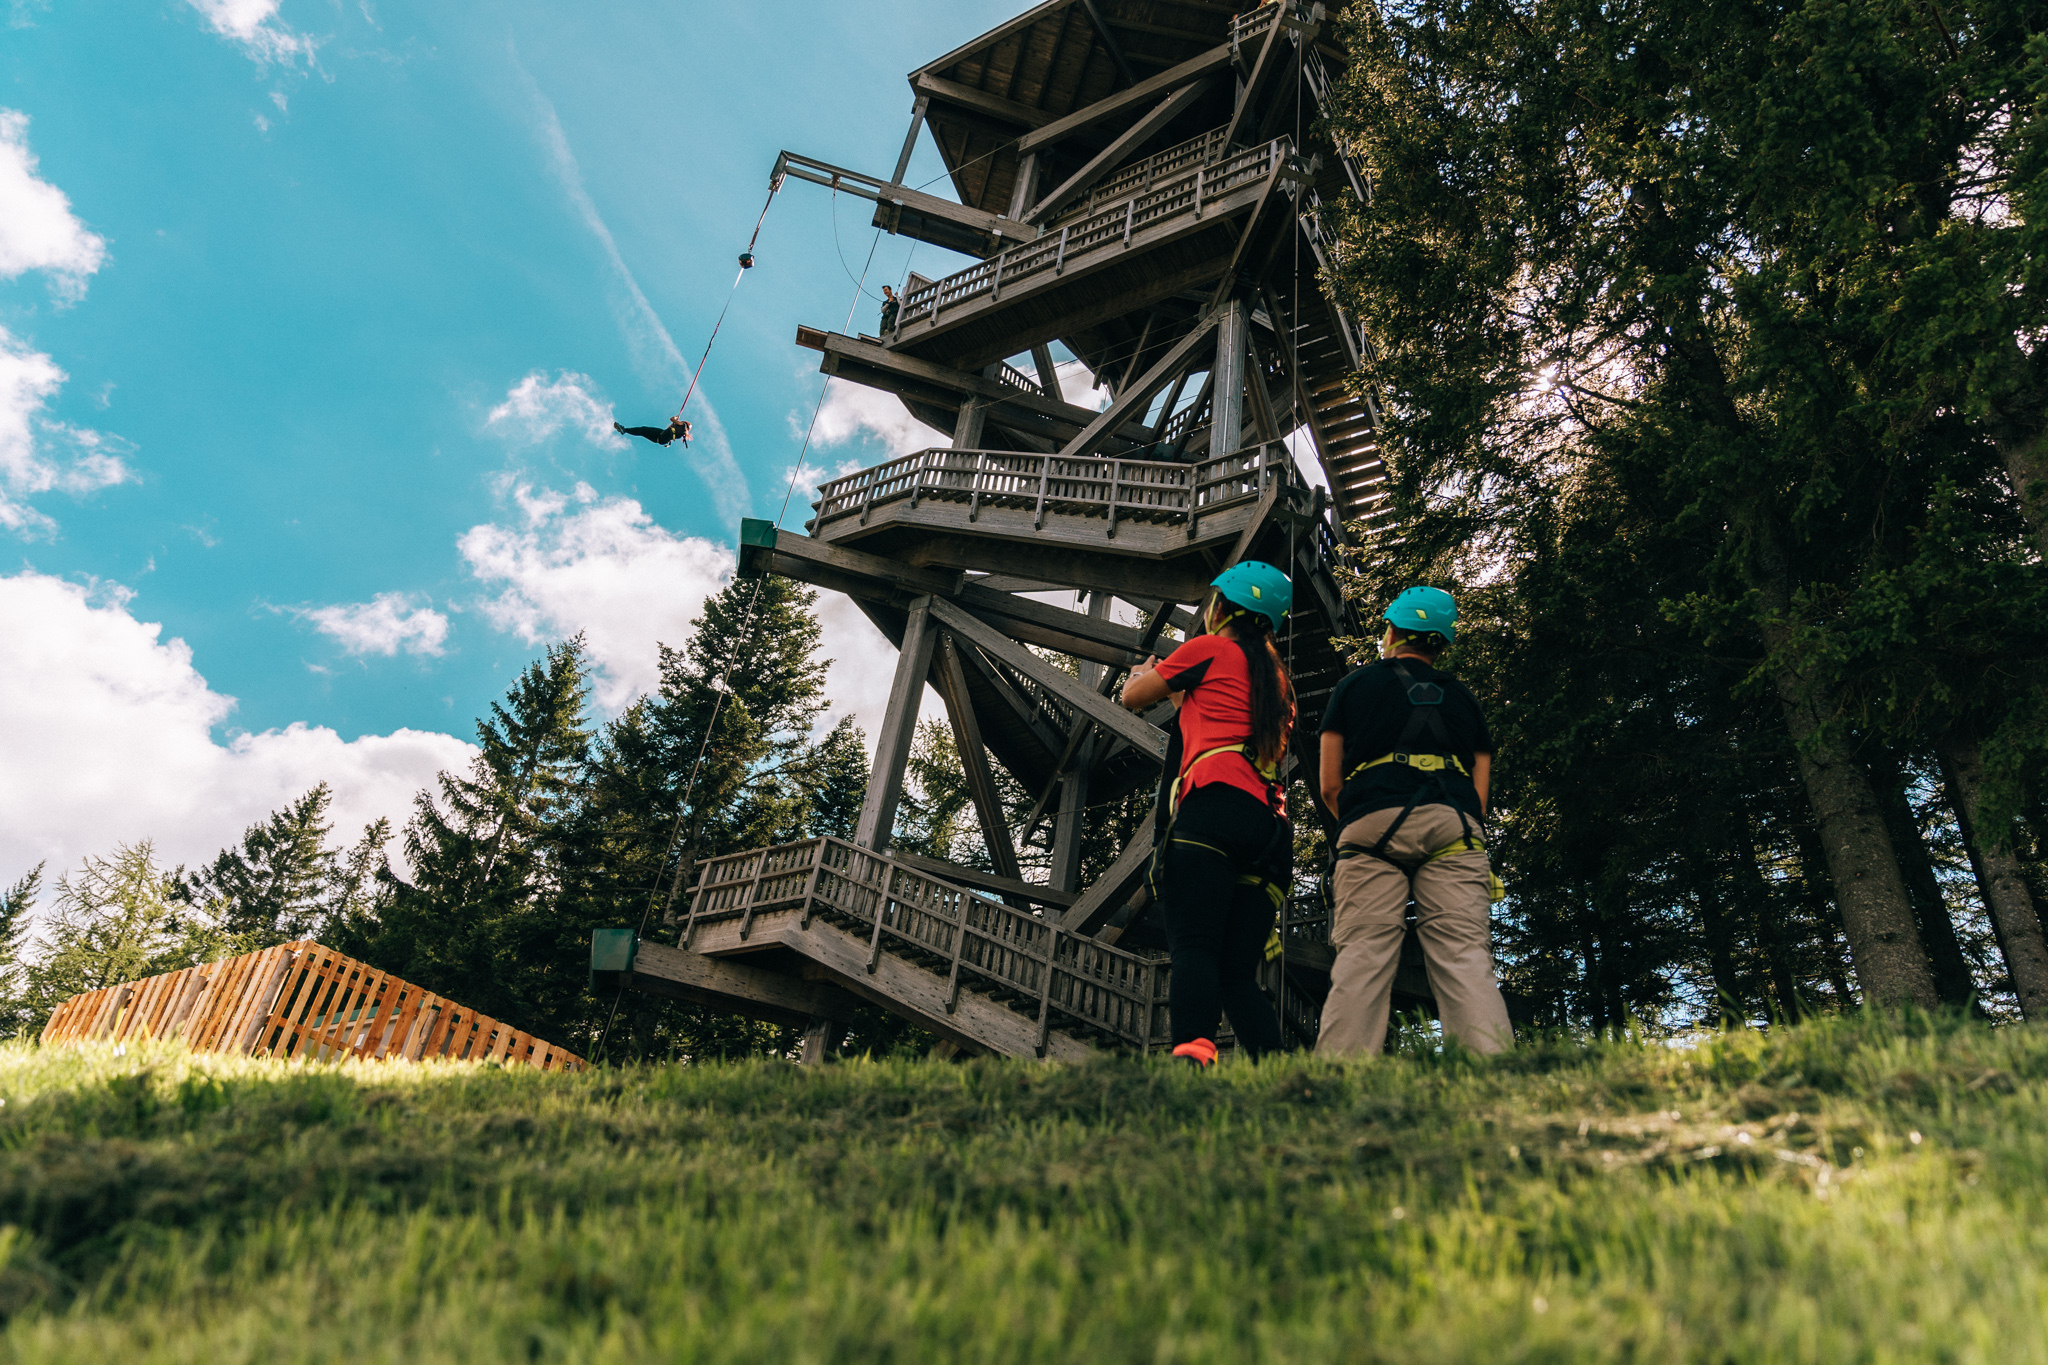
[0,0,1039,877]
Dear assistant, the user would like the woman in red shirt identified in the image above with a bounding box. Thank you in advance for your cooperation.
[1121,561,1295,1065]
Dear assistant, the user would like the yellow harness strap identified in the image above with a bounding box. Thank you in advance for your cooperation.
[1347,750,1470,781]
[1171,743,1278,816]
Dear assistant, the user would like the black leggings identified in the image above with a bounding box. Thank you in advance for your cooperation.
[1159,784,1288,1058]
[618,425,676,446]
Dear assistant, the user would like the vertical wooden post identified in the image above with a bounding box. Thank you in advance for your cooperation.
[954,394,987,450]
[855,595,938,852]
[1050,738,1092,893]
[1008,152,1040,221]
[934,633,1023,884]
[1209,298,1246,459]
[799,1016,845,1065]
[891,97,929,184]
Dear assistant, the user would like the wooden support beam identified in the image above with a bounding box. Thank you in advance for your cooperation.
[891,97,930,183]
[618,940,863,1029]
[1209,298,1246,458]
[1223,14,1288,150]
[1007,151,1042,221]
[933,633,1023,884]
[929,597,1167,762]
[911,73,1056,130]
[1018,44,1233,155]
[906,533,1218,603]
[813,332,1157,447]
[856,596,939,851]
[1078,0,1138,85]
[800,1016,847,1064]
[1057,311,1221,459]
[738,520,963,597]
[1049,736,1092,893]
[1025,78,1217,225]
[1031,343,1064,402]
[1058,814,1158,934]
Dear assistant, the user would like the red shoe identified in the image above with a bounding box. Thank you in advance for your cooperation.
[1172,1038,1218,1068]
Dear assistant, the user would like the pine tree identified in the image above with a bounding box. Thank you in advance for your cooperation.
[21,843,217,1034]
[0,864,42,1036]
[358,638,595,1031]
[179,784,337,949]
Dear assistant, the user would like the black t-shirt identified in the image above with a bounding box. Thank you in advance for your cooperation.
[1318,658,1494,827]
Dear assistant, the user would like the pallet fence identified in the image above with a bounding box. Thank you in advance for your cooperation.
[38,941,584,1071]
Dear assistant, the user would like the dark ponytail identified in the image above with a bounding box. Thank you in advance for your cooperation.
[1232,613,1294,769]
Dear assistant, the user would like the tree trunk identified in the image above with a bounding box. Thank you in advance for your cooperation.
[1873,752,1978,1008]
[1736,813,1805,1021]
[1692,852,1745,1023]
[1934,735,2048,1020]
[1990,427,2039,556]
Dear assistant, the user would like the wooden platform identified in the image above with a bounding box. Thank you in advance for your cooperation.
[41,941,586,1071]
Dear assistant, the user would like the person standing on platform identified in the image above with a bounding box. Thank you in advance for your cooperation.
[1121,562,1295,1066]
[878,283,900,336]
[1316,587,1513,1056]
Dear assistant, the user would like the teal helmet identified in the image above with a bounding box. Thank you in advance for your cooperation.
[1383,586,1457,644]
[1210,561,1291,631]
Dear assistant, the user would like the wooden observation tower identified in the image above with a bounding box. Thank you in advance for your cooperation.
[595,0,1430,1059]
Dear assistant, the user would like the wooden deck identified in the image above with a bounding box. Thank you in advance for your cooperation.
[888,135,1302,367]
[808,441,1292,556]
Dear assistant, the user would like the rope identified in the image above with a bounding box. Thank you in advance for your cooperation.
[596,223,888,1064]
[669,182,781,425]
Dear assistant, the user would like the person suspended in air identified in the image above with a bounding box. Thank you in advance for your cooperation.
[1120,562,1296,1068]
[614,417,691,448]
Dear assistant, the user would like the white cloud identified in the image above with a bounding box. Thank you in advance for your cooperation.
[811,380,940,461]
[0,109,107,303]
[460,483,730,712]
[0,570,472,882]
[512,61,751,529]
[298,592,449,657]
[183,0,317,64]
[0,326,133,535]
[458,482,916,733]
[486,370,625,448]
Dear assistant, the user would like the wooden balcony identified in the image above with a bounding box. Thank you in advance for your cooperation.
[887,135,1303,368]
[682,836,1169,1055]
[807,441,1298,559]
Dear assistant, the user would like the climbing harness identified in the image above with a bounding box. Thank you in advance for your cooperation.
[1331,659,1505,902]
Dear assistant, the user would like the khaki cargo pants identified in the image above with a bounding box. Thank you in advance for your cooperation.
[1315,803,1514,1056]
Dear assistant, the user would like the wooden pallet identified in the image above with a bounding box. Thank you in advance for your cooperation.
[38,940,585,1071]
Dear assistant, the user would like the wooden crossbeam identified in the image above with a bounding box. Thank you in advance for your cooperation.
[619,941,864,1030]
[1025,78,1219,225]
[1222,13,1289,150]
[1056,311,1221,459]
[911,73,1056,130]
[1018,44,1233,154]
[929,598,1167,761]
[1058,816,1158,933]
[1078,0,1138,85]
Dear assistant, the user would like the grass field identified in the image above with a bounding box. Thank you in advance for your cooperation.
[1,1014,2043,1362]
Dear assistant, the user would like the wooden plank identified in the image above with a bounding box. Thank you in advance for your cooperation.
[1019,44,1234,154]
[1209,298,1246,457]
[912,0,1082,79]
[911,73,1056,130]
[741,522,963,596]
[906,533,1219,602]
[932,634,1025,884]
[1077,0,1137,85]
[929,597,1167,761]
[1027,78,1218,225]
[619,940,871,1029]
